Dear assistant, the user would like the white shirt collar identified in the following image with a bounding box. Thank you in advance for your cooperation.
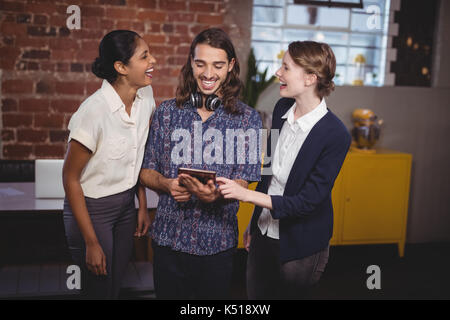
[100,79,146,113]
[281,98,328,132]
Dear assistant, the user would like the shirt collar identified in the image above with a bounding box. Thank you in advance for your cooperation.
[282,98,328,132]
[100,79,146,113]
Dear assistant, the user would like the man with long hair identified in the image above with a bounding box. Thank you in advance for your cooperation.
[139,28,262,299]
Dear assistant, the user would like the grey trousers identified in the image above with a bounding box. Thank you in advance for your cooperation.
[63,187,136,299]
[247,229,329,300]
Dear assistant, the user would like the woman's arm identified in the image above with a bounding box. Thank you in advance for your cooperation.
[216,177,272,209]
[135,182,150,237]
[62,139,107,276]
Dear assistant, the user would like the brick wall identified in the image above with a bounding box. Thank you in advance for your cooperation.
[0,0,251,160]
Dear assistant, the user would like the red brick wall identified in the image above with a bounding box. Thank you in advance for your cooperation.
[0,0,235,159]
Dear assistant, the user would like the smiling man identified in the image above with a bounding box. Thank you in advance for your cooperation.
[139,28,262,299]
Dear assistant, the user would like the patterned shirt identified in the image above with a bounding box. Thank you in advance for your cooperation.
[142,98,262,255]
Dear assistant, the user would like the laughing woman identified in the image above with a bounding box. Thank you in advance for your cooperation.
[217,41,351,299]
[63,30,156,299]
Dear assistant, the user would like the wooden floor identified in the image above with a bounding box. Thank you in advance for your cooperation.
[0,262,154,299]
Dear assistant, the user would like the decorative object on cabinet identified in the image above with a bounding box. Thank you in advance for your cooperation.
[351,108,383,153]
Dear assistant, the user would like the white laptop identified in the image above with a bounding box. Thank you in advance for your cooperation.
[35,159,65,198]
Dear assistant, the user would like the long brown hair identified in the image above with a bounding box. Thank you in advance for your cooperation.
[175,28,243,114]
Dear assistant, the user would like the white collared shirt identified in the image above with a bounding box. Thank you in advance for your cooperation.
[67,80,156,199]
[258,99,328,239]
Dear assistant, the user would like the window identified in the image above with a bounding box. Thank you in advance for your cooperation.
[252,0,391,86]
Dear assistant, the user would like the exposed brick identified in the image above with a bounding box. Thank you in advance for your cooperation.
[0,0,24,11]
[33,14,48,25]
[22,49,50,59]
[27,26,57,37]
[0,47,21,69]
[1,0,228,160]
[50,99,80,113]
[2,113,33,128]
[71,63,84,72]
[1,98,18,112]
[17,129,48,143]
[81,6,105,17]
[55,82,85,95]
[49,38,80,50]
[128,0,157,8]
[167,13,195,23]
[105,7,137,19]
[1,22,27,36]
[197,14,224,25]
[51,49,75,61]
[162,24,174,33]
[189,2,216,12]
[23,61,39,70]
[143,34,166,44]
[16,14,32,24]
[36,79,55,94]
[160,0,187,11]
[3,145,33,159]
[59,27,71,37]
[99,0,125,5]
[18,98,50,113]
[152,84,176,98]
[49,130,69,143]
[56,62,70,72]
[34,114,65,129]
[1,129,15,142]
[2,79,33,94]
[137,10,167,22]
[35,144,65,158]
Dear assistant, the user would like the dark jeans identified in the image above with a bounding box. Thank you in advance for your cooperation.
[152,242,235,300]
[63,188,137,299]
[247,229,329,300]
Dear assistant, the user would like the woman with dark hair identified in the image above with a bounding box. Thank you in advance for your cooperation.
[217,41,352,299]
[63,30,156,299]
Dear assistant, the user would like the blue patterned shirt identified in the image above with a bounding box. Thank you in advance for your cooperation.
[142,98,262,255]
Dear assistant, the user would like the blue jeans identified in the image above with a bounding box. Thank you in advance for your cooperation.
[63,188,136,299]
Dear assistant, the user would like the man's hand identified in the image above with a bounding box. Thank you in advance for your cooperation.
[178,174,220,203]
[168,178,192,202]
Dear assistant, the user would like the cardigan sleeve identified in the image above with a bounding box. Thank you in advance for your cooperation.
[270,128,351,220]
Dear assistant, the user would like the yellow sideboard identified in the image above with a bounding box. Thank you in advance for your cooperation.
[237,149,412,257]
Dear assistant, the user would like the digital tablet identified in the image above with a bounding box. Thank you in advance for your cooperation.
[177,167,216,185]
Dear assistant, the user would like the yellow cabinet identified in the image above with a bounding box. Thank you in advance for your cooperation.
[332,149,412,257]
[237,149,412,257]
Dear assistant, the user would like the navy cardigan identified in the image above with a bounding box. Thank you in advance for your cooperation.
[250,98,351,263]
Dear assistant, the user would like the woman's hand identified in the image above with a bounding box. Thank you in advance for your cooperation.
[86,242,107,276]
[216,177,249,202]
[135,207,151,238]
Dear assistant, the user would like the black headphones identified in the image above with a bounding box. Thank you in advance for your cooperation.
[190,92,222,111]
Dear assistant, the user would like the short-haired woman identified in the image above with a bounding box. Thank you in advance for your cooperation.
[63,30,156,299]
[217,41,351,299]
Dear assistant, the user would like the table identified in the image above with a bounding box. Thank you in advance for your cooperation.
[0,182,159,212]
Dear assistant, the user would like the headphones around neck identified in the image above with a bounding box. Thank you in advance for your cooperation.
[190,92,222,111]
